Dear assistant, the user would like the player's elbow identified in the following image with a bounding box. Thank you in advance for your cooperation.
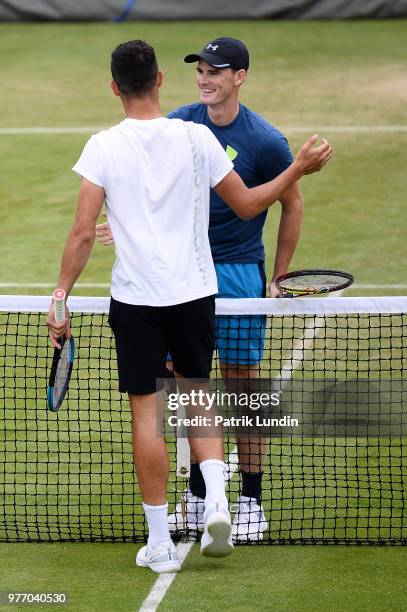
[236,199,269,221]
[218,180,265,220]
[235,207,255,221]
[233,195,260,220]
[70,224,95,246]
[291,194,304,213]
[281,192,304,215]
[238,188,281,220]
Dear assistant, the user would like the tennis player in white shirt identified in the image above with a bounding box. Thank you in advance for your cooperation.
[46,39,332,573]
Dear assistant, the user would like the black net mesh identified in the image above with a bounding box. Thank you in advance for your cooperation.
[0,300,406,544]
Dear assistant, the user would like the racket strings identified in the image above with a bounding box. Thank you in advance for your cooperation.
[280,273,349,291]
[276,270,354,294]
[52,339,74,405]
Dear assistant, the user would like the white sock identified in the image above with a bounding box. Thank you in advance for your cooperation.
[143,502,171,549]
[199,459,227,506]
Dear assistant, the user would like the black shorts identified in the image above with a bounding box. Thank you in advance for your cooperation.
[108,295,215,395]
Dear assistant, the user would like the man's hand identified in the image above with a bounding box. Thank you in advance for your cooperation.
[294,135,332,175]
[96,212,114,246]
[46,303,71,349]
[268,281,282,298]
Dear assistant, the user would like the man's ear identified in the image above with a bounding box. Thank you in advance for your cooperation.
[111,80,121,97]
[156,70,164,89]
[234,69,247,87]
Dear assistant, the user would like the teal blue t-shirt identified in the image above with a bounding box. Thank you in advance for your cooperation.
[168,103,293,264]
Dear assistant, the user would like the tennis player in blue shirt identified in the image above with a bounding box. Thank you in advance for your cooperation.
[97,37,304,542]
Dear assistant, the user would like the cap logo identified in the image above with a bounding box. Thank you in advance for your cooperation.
[206,44,219,51]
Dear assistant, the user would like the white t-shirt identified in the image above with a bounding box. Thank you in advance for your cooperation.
[73,117,233,306]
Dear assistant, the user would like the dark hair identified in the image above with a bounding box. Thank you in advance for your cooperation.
[111,40,158,96]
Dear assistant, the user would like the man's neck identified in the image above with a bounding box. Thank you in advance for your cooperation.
[122,94,162,120]
[207,98,240,127]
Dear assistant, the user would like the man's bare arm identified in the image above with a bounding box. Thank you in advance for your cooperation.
[47,178,105,345]
[95,135,331,247]
[269,182,303,296]
[214,135,331,220]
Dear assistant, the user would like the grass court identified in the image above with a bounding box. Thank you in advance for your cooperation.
[0,18,406,612]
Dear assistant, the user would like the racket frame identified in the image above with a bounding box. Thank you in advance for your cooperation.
[47,336,75,412]
[47,288,74,412]
[276,269,354,296]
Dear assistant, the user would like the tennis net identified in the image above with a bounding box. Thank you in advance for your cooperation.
[0,295,406,544]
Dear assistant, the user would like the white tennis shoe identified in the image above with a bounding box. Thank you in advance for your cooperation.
[231,495,268,542]
[200,502,233,558]
[136,541,181,573]
[168,489,205,533]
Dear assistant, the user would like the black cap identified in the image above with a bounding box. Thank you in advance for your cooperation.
[184,37,249,71]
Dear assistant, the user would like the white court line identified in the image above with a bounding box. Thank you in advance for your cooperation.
[277,317,328,382]
[1,283,406,290]
[138,542,193,612]
[1,126,407,135]
[139,448,239,612]
[0,282,110,288]
[138,296,338,611]
[353,284,407,289]
[0,127,106,135]
[282,126,407,134]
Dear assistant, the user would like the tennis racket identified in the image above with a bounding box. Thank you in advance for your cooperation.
[275,269,354,297]
[47,289,75,412]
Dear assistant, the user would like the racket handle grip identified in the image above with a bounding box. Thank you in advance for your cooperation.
[53,289,66,323]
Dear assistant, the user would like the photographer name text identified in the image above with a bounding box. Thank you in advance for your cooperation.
[168,415,298,428]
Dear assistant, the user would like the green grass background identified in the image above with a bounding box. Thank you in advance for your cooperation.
[0,20,406,294]
[0,19,407,612]
[1,544,407,612]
